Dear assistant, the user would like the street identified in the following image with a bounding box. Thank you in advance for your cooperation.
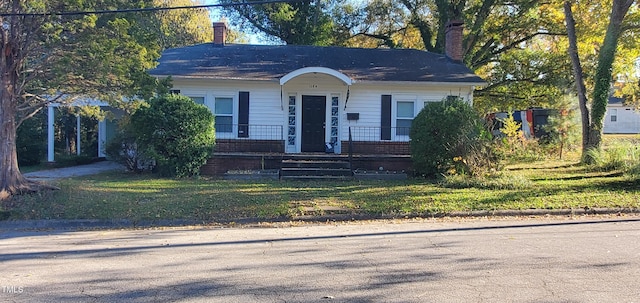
[1,216,639,302]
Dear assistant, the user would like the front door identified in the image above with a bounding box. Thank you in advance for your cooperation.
[302,95,326,152]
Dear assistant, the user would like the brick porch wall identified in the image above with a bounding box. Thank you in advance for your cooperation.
[201,140,412,176]
[214,139,284,153]
[350,155,412,173]
[200,153,283,176]
[340,141,410,155]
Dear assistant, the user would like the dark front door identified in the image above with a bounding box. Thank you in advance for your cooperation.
[302,95,326,152]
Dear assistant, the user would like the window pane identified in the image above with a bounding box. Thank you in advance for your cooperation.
[190,96,205,105]
[215,116,233,132]
[396,119,412,136]
[397,102,414,118]
[611,109,618,122]
[215,98,233,115]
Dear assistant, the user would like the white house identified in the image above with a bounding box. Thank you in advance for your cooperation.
[148,21,485,174]
[604,97,640,134]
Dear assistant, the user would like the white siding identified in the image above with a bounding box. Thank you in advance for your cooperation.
[171,77,477,152]
[172,79,285,139]
[342,83,474,142]
[604,105,640,134]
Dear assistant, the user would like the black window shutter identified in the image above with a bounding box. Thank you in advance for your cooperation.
[238,92,249,138]
[381,95,392,140]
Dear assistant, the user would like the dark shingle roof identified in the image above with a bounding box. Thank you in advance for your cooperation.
[608,96,624,104]
[150,43,485,84]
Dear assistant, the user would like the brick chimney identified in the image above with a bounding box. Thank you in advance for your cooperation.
[213,21,227,46]
[445,20,464,63]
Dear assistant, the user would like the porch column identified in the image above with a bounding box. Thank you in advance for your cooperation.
[47,105,55,162]
[76,114,81,156]
[98,119,107,157]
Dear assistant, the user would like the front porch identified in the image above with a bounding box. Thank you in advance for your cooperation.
[202,124,412,178]
[200,153,412,178]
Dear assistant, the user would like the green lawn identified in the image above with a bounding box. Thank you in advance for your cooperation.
[5,159,639,222]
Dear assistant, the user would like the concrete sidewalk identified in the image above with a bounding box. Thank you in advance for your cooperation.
[23,161,125,182]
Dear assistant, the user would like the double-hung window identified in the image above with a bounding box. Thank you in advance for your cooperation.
[610,109,618,122]
[396,101,414,136]
[215,97,233,133]
[189,96,205,105]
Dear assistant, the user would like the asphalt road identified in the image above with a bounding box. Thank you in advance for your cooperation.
[1,216,639,303]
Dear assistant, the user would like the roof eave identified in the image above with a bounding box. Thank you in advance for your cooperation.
[355,80,487,87]
[150,74,280,82]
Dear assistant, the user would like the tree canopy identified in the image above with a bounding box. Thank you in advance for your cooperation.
[219,0,356,45]
[0,0,218,199]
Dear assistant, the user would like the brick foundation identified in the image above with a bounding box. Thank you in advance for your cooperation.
[215,139,284,153]
[201,140,413,176]
[341,141,410,155]
[200,153,283,176]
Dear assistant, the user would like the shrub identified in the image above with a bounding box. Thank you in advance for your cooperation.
[17,110,47,166]
[493,112,547,163]
[586,142,640,172]
[410,98,487,177]
[105,124,155,173]
[129,94,215,177]
[542,97,580,159]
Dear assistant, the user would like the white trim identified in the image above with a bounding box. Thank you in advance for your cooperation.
[213,95,237,138]
[76,115,81,156]
[280,67,353,86]
[49,98,109,107]
[98,119,107,158]
[356,80,485,87]
[393,96,417,141]
[47,105,55,162]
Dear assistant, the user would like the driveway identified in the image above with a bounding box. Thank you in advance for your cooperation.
[1,217,639,302]
[22,161,124,182]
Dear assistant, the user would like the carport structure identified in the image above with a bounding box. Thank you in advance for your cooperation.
[46,99,110,162]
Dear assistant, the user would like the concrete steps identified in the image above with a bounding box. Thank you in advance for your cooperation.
[280,157,353,180]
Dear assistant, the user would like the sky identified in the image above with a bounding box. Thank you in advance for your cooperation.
[202,0,264,44]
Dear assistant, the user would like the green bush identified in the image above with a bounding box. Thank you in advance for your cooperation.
[17,110,47,166]
[129,94,215,177]
[410,98,486,177]
[105,125,154,173]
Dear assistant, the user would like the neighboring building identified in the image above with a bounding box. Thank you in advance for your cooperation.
[149,21,485,175]
[604,97,640,134]
[488,108,555,139]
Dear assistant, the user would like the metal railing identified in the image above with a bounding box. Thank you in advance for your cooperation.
[215,124,284,140]
[348,126,411,142]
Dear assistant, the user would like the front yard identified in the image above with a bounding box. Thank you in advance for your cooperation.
[4,160,639,223]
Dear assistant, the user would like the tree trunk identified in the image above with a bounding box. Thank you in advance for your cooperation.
[587,0,634,156]
[563,1,592,162]
[0,66,30,200]
[564,0,633,163]
[0,10,55,201]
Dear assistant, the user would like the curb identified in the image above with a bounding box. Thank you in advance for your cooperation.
[1,208,639,231]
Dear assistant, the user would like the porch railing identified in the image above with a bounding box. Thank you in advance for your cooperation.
[214,124,285,153]
[215,124,284,140]
[348,126,411,142]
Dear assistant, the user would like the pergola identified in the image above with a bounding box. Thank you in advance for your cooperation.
[46,99,110,162]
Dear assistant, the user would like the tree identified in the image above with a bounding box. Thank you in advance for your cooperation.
[0,0,163,200]
[149,0,214,49]
[220,0,355,45]
[345,0,572,114]
[563,0,637,162]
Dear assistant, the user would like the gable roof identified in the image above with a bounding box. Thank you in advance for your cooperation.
[609,96,624,105]
[149,43,485,84]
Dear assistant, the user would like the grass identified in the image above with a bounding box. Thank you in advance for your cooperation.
[5,134,639,223]
[4,159,639,222]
